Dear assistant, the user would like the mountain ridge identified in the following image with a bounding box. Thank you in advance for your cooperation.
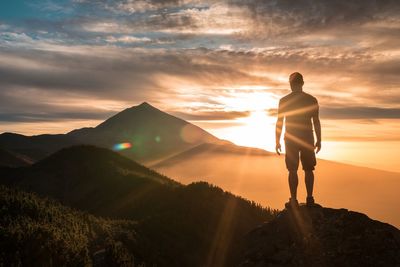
[69,102,223,162]
[0,102,223,164]
[152,142,273,168]
[0,145,275,266]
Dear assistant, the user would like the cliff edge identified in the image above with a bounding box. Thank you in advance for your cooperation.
[239,204,400,267]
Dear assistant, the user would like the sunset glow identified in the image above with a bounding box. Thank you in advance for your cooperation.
[2,3,400,265]
[0,1,399,172]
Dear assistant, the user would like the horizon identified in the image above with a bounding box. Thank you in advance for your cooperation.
[1,1,400,173]
[1,2,400,263]
[2,101,399,173]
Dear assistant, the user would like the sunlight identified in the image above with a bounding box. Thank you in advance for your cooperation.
[245,110,271,125]
[239,111,276,150]
[210,110,277,152]
[216,90,278,111]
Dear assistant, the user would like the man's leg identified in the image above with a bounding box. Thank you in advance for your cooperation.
[300,141,316,204]
[288,171,298,200]
[305,170,314,198]
[285,140,300,207]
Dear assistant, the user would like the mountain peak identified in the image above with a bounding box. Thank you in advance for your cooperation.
[33,101,220,163]
[138,101,152,107]
[95,102,166,131]
[239,204,400,267]
[132,101,158,111]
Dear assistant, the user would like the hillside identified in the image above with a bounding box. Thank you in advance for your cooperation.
[0,148,31,167]
[152,142,274,168]
[153,146,400,227]
[0,145,178,218]
[0,185,143,266]
[3,182,399,267]
[239,204,400,267]
[0,133,78,163]
[0,145,276,266]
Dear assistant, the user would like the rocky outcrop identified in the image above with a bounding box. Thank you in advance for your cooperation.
[239,204,400,267]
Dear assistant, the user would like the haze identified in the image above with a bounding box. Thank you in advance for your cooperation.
[152,144,400,227]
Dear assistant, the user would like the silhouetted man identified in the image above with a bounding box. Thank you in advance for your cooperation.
[275,72,321,208]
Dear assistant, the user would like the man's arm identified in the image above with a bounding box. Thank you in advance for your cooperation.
[275,100,284,155]
[312,100,321,153]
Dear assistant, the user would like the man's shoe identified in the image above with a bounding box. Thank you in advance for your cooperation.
[285,198,299,209]
[306,196,315,206]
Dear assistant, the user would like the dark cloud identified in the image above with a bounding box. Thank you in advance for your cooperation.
[0,46,274,98]
[321,107,400,120]
[229,0,400,36]
[267,106,400,120]
[0,90,116,123]
[0,111,115,122]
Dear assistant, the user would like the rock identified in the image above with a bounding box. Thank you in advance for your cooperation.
[238,204,400,267]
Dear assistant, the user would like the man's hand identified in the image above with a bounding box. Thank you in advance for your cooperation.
[276,143,282,155]
[315,141,321,154]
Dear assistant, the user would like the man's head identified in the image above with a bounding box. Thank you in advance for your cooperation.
[289,72,304,91]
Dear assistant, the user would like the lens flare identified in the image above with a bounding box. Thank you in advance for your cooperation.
[112,142,132,151]
[180,124,203,143]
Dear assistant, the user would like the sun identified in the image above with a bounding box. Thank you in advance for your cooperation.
[210,110,277,152]
[239,110,276,149]
[203,89,280,152]
[245,110,271,125]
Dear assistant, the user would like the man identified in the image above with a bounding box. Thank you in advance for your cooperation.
[275,72,321,208]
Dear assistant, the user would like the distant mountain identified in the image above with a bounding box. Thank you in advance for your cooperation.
[0,102,224,163]
[0,132,78,162]
[239,205,400,267]
[0,145,178,218]
[152,142,274,168]
[0,145,275,266]
[0,185,143,266]
[68,102,223,162]
[0,148,31,167]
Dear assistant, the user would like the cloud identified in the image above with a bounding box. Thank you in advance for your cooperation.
[105,35,151,43]
[229,0,400,36]
[0,0,399,133]
[171,110,250,120]
[0,111,115,123]
[321,107,400,120]
[268,106,400,120]
[3,0,398,56]
[0,43,399,121]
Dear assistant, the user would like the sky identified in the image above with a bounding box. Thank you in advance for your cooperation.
[0,0,399,171]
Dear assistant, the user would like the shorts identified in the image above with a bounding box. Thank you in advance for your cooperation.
[284,137,316,171]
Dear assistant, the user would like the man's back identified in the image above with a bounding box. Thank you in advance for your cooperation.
[275,72,321,208]
[278,91,318,140]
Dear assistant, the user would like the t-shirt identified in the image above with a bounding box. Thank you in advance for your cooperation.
[278,91,319,141]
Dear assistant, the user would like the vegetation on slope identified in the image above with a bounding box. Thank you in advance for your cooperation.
[0,148,30,167]
[0,185,143,266]
[0,145,277,266]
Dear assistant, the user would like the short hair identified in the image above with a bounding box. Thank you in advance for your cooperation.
[289,72,304,86]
